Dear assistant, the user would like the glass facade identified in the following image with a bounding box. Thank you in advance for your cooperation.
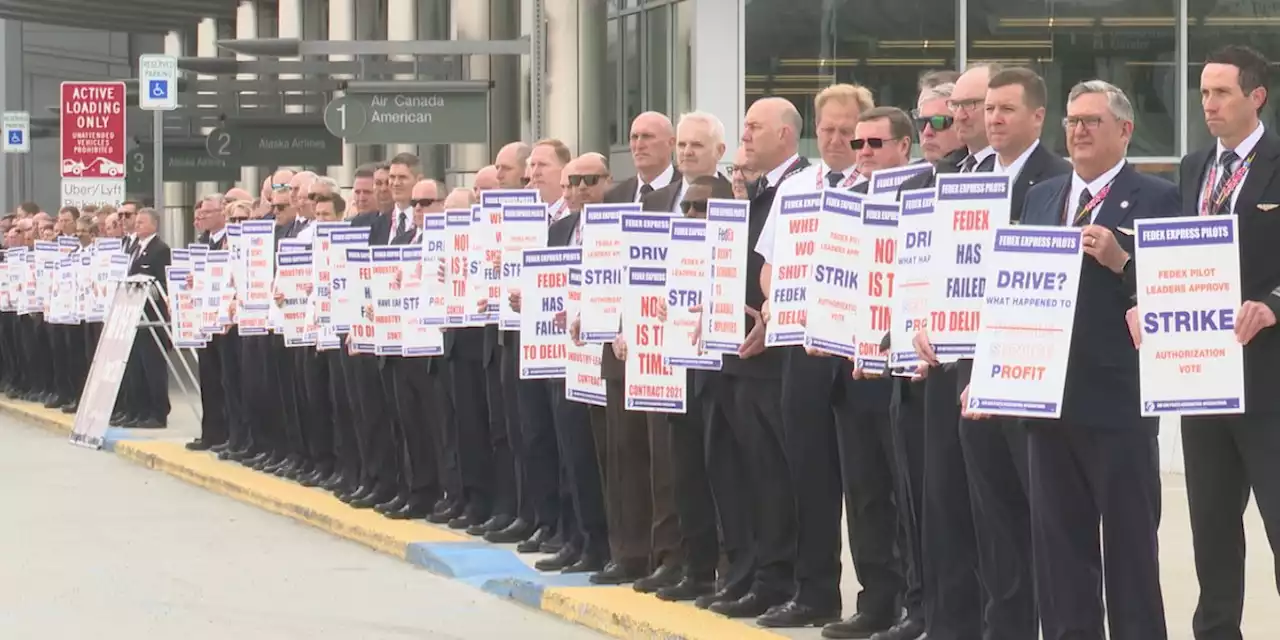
[605,0,693,147]
[740,0,1280,177]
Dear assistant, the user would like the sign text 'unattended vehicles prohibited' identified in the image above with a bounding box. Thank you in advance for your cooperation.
[60,81,127,180]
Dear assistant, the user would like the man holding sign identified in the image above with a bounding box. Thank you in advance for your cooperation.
[970,81,1176,639]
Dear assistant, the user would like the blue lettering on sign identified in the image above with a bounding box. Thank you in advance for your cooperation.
[813,264,859,289]
[956,243,982,265]
[995,270,1068,291]
[946,277,985,298]
[774,286,806,302]
[427,240,444,252]
[905,230,931,249]
[542,296,564,312]
[668,289,701,307]
[535,320,565,335]
[469,260,480,275]
[502,263,520,278]
[630,246,668,261]
[584,269,621,285]
[1143,309,1236,333]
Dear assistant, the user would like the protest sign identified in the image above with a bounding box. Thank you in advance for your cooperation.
[868,163,932,200]
[622,212,685,413]
[370,246,405,356]
[328,226,370,332]
[419,211,448,327]
[500,202,549,330]
[346,247,375,353]
[929,173,1012,361]
[1135,216,1245,415]
[966,227,1084,418]
[519,247,578,378]
[766,191,822,346]
[665,218,721,370]
[400,245,444,357]
[444,209,473,327]
[166,266,205,348]
[891,189,937,370]
[70,282,148,450]
[703,199,749,353]
[238,220,275,336]
[202,250,231,334]
[276,251,314,347]
[476,189,539,326]
[579,203,635,342]
[856,201,899,373]
[803,190,863,357]
[565,265,607,406]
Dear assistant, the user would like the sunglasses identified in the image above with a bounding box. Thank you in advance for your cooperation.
[851,137,896,151]
[118,211,135,218]
[568,174,607,187]
[271,203,290,212]
[271,183,292,191]
[680,199,708,214]
[411,198,441,208]
[914,115,955,132]
[229,216,250,222]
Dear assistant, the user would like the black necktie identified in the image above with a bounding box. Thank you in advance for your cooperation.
[1073,188,1093,227]
[826,170,843,188]
[960,155,977,173]
[1210,150,1240,215]
[639,183,654,199]
[396,211,407,237]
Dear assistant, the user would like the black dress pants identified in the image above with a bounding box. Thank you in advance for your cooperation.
[198,333,228,445]
[667,381,727,584]
[326,348,360,482]
[351,352,398,491]
[271,335,305,458]
[218,328,248,451]
[513,354,562,532]
[1028,421,1165,640]
[448,355,495,518]
[500,337,541,525]
[131,324,170,422]
[549,379,608,558]
[1183,412,1280,640]
[82,321,104,396]
[889,378,927,624]
[301,347,335,472]
[391,357,445,500]
[240,334,278,454]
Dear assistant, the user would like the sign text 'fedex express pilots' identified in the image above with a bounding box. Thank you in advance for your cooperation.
[1135,216,1245,416]
[929,173,1012,361]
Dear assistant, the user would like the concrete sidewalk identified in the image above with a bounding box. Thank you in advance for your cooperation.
[6,398,1276,639]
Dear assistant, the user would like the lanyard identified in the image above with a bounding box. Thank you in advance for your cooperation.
[1064,180,1114,226]
[1200,152,1255,216]
[814,163,860,189]
[773,157,807,188]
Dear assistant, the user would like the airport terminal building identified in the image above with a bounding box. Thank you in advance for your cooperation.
[0,0,1275,253]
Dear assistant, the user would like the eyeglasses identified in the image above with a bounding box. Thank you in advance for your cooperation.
[307,193,326,201]
[729,164,747,174]
[411,198,441,208]
[568,174,608,187]
[680,199,708,215]
[118,211,135,218]
[914,115,955,132]
[946,98,984,113]
[1062,116,1105,131]
[851,138,893,151]
[271,203,290,212]
[271,183,292,191]
[229,216,250,222]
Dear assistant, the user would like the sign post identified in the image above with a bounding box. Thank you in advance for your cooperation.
[2,111,29,154]
[139,54,178,213]
[60,81,127,208]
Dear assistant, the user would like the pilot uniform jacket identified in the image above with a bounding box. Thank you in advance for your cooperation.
[1021,163,1178,430]
[1180,130,1280,415]
[1008,144,1074,223]
[130,234,172,323]
[599,171,683,381]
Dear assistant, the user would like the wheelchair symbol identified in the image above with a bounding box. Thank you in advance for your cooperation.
[148,80,168,99]
[6,131,20,145]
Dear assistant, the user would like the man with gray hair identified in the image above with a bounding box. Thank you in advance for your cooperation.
[121,208,171,429]
[999,79,1175,639]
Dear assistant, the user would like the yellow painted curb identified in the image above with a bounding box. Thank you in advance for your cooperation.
[542,587,789,640]
[0,398,74,435]
[113,439,470,557]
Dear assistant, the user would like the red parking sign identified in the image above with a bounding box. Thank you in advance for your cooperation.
[60,81,127,180]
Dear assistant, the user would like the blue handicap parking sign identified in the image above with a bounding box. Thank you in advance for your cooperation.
[7,130,21,145]
[148,79,168,99]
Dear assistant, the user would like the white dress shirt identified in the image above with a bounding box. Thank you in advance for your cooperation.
[962,146,997,172]
[1067,159,1126,225]
[1200,121,1265,215]
[755,158,846,264]
[210,228,227,246]
[634,164,675,201]
[995,140,1040,181]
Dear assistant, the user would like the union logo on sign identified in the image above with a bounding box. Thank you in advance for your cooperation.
[59,81,127,180]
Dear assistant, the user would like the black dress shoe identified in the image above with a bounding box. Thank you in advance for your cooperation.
[374,494,408,515]
[116,415,141,428]
[562,553,606,574]
[185,439,214,451]
[251,454,282,471]
[351,489,396,510]
[298,469,327,487]
[61,402,78,414]
[756,600,842,628]
[209,442,231,454]
[633,564,684,593]
[261,457,292,475]
[588,560,647,585]
[485,518,535,544]
[320,472,346,490]
[339,485,372,503]
[467,514,512,536]
[656,576,716,602]
[539,530,565,554]
[447,512,485,530]
[694,587,739,610]
[427,501,465,524]
[133,417,166,429]
[862,618,924,640]
[42,395,63,409]
[710,591,788,618]
[221,448,252,461]
[283,462,312,480]
[515,526,552,552]
[386,498,434,520]
[533,545,581,572]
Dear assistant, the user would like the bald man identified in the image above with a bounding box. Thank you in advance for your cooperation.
[590,113,684,587]
[375,178,448,519]
[225,187,253,202]
[474,165,500,194]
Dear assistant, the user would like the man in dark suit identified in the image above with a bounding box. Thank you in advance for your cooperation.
[124,208,171,429]
[591,111,685,587]
[527,154,610,574]
[261,179,309,478]
[187,194,229,451]
[1170,45,1280,640]
[905,63,1002,640]
[979,80,1173,640]
[634,114,739,599]
[937,67,1070,640]
[342,153,417,510]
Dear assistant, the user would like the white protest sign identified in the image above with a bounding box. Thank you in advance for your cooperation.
[565,265,607,406]
[929,173,1012,361]
[400,245,444,357]
[766,191,822,346]
[444,209,473,327]
[622,213,686,413]
[1135,216,1245,416]
[276,251,314,347]
[370,246,405,356]
[238,220,275,336]
[803,189,863,357]
[519,247,578,378]
[703,199,749,353]
[501,202,550,330]
[329,226,370,332]
[891,189,938,370]
[579,203,635,342]
[856,200,899,373]
[477,189,539,326]
[967,227,1084,418]
[665,217,720,370]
